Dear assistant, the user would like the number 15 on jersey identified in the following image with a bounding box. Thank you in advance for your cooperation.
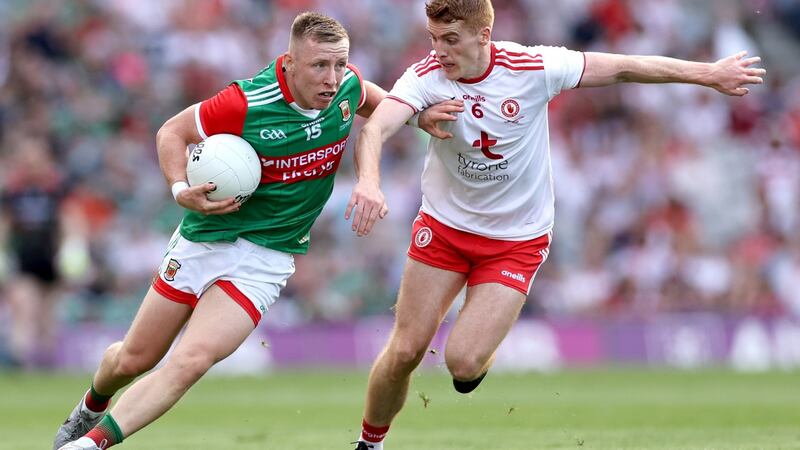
[304,123,322,141]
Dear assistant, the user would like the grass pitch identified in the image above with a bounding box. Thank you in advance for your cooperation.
[2,368,798,449]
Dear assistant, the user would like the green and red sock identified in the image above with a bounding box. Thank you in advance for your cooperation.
[84,384,112,413]
[85,414,124,448]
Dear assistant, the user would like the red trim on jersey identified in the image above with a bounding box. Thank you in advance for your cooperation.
[153,277,198,308]
[347,63,367,108]
[495,61,544,71]
[494,49,544,71]
[417,64,443,77]
[215,280,261,326]
[199,84,248,136]
[458,43,497,84]
[495,56,543,65]
[414,56,440,75]
[577,52,587,87]
[413,53,437,72]
[275,54,295,104]
[385,95,419,113]
[415,60,441,74]
[496,48,542,60]
[495,54,543,64]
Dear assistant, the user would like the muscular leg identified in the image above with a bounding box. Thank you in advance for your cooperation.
[445,283,525,382]
[364,258,466,426]
[93,286,193,395]
[53,286,193,449]
[108,284,254,437]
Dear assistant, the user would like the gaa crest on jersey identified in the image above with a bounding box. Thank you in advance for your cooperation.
[415,227,433,248]
[338,99,351,122]
[164,259,181,281]
[501,99,521,119]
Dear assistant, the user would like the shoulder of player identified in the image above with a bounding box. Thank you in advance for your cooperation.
[409,50,443,78]
[493,41,545,73]
[495,40,563,56]
[236,61,277,89]
[234,60,286,109]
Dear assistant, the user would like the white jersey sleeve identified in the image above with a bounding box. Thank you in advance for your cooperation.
[539,45,585,99]
[387,69,427,112]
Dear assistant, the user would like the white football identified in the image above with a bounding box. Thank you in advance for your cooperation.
[186,134,261,204]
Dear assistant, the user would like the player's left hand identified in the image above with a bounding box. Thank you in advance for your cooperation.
[419,99,464,139]
[345,179,387,237]
[710,51,766,96]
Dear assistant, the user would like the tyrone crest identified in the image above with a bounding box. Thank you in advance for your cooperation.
[339,99,351,122]
[164,259,181,281]
[501,98,520,119]
[415,227,433,248]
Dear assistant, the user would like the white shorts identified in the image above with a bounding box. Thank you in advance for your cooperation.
[152,228,295,326]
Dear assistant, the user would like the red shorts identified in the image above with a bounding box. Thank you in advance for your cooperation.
[407,212,551,295]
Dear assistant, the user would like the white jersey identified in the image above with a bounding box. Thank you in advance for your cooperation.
[388,41,584,239]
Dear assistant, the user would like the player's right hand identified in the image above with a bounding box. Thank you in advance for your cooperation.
[710,51,766,96]
[345,179,386,237]
[176,182,240,215]
[419,99,464,139]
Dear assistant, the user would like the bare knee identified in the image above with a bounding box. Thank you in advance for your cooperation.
[446,352,485,382]
[384,339,429,376]
[109,342,161,379]
[164,347,216,389]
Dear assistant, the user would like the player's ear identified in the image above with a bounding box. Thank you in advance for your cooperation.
[283,52,294,72]
[479,26,491,46]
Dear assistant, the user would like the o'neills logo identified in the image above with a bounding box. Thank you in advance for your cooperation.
[415,227,433,248]
[501,270,526,283]
[260,136,347,184]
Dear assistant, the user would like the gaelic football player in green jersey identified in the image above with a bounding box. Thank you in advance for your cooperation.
[54,11,461,450]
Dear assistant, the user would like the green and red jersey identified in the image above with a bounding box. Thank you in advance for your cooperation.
[179,55,366,254]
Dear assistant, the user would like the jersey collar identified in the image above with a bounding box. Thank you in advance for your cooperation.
[275,54,295,104]
[458,42,497,84]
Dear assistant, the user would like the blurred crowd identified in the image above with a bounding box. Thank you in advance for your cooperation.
[1,0,800,368]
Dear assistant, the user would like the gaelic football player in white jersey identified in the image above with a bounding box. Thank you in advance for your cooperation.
[348,0,766,448]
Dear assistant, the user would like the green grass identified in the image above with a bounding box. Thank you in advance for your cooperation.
[2,368,799,449]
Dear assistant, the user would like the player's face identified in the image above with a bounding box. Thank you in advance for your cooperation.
[427,19,489,80]
[286,38,349,110]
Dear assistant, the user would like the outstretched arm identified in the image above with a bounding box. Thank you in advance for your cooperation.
[346,99,415,236]
[579,50,766,96]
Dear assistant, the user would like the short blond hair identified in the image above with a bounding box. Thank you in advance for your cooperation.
[425,0,494,32]
[290,12,349,46]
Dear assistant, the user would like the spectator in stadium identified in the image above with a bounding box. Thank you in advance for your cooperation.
[0,135,66,369]
[53,11,456,450]
[347,0,766,448]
